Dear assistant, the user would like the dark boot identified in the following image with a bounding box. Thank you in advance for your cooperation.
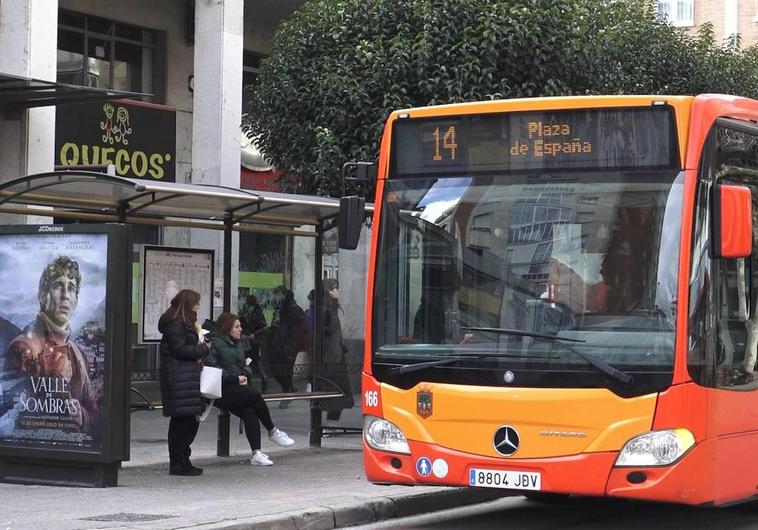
[184,459,203,475]
[169,462,202,476]
[182,445,203,475]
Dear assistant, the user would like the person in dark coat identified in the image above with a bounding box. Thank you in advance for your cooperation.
[302,289,316,389]
[158,289,210,476]
[321,279,355,421]
[240,294,267,336]
[265,286,306,395]
[209,312,294,466]
[239,294,268,390]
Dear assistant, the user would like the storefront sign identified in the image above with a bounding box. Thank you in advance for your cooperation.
[55,100,176,182]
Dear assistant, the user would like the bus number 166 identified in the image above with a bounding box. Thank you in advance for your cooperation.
[364,390,379,408]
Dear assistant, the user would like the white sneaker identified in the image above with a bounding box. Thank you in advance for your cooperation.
[250,451,273,466]
[269,428,295,447]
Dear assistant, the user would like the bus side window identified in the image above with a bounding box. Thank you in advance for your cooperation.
[687,180,709,385]
[713,126,758,388]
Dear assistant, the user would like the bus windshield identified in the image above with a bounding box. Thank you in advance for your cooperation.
[372,170,684,393]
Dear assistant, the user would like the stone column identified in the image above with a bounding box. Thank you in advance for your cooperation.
[0,0,58,178]
[191,0,244,312]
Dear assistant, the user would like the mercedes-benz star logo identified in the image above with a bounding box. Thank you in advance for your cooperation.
[493,425,520,457]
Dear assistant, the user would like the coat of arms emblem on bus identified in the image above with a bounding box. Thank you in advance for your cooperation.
[417,384,433,418]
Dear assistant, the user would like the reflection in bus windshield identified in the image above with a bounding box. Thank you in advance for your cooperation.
[373,172,684,372]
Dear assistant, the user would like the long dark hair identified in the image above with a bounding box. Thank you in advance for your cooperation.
[162,289,201,326]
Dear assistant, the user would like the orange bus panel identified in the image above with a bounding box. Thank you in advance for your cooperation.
[363,94,758,506]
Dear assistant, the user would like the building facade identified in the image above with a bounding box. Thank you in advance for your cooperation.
[658,0,758,45]
[0,0,330,385]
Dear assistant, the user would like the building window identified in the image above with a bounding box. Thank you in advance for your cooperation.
[472,213,492,232]
[657,0,694,27]
[57,9,164,101]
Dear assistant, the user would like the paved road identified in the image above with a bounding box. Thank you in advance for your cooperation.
[361,494,758,529]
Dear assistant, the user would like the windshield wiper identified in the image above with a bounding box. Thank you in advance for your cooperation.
[390,356,471,375]
[461,326,586,343]
[388,352,538,375]
[460,326,633,385]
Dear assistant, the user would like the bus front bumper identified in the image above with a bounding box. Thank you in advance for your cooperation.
[364,439,716,505]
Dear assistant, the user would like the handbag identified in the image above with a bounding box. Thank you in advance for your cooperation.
[200,365,223,399]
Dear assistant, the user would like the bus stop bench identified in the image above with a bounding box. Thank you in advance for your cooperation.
[130,385,346,454]
[130,386,344,412]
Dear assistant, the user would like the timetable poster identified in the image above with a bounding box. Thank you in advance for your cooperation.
[140,247,214,343]
[0,231,108,451]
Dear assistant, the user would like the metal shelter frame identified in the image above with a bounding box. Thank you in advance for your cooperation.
[0,72,148,110]
[0,170,360,448]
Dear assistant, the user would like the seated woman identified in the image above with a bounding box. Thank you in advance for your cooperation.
[209,312,295,466]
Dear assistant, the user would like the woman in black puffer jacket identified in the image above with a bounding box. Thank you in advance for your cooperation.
[158,289,210,476]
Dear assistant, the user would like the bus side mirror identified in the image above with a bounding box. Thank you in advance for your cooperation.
[712,184,753,259]
[338,196,365,250]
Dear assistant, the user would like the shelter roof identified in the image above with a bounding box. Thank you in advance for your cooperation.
[0,72,147,110]
[0,171,355,235]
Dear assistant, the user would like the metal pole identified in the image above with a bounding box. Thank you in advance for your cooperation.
[223,215,232,312]
[309,222,324,447]
[217,215,233,457]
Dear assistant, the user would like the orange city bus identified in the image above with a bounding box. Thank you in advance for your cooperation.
[359,95,758,506]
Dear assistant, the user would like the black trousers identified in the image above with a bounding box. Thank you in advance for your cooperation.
[215,384,275,451]
[167,415,200,467]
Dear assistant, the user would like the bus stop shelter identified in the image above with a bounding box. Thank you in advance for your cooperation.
[0,169,364,452]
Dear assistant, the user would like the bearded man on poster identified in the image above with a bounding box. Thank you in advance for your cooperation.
[4,256,98,433]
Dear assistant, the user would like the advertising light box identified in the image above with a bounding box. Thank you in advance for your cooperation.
[0,224,131,487]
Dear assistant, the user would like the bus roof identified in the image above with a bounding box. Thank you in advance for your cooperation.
[390,95,697,120]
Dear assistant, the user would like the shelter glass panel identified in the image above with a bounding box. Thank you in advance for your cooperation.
[321,226,369,433]
[238,231,313,396]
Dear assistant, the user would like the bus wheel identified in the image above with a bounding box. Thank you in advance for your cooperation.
[523,492,571,503]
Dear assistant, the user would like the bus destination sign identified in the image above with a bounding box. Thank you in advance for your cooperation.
[392,107,677,175]
[510,121,592,158]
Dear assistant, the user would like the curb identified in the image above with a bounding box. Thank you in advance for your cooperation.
[201,488,509,529]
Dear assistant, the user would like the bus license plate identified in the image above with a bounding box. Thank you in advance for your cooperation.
[469,468,541,490]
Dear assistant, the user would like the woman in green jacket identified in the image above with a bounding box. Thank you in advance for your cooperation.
[209,312,294,466]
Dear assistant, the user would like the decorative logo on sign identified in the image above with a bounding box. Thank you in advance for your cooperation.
[100,103,132,146]
[416,384,432,419]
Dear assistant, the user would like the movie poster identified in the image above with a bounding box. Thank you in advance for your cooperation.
[0,232,108,452]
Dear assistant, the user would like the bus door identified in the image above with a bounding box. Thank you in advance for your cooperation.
[691,119,758,502]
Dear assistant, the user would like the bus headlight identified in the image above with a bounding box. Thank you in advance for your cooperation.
[615,429,695,467]
[363,415,411,454]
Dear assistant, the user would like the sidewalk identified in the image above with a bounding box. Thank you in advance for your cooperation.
[1,401,505,529]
